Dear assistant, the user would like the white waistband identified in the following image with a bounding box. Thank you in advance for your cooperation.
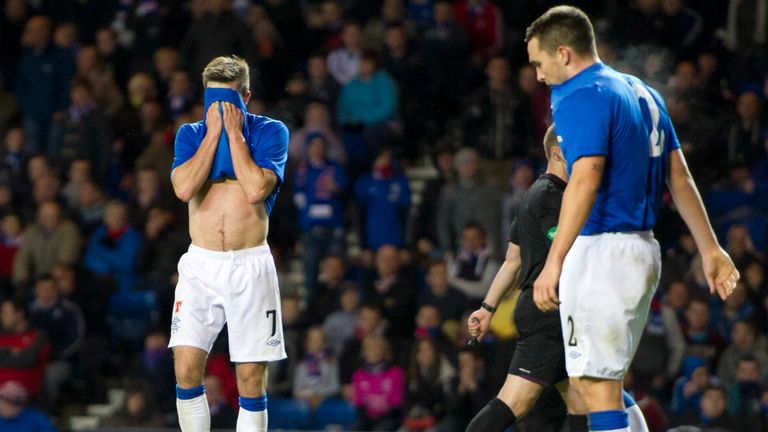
[188,243,271,259]
[579,230,655,241]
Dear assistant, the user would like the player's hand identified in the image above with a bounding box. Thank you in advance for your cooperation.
[701,246,740,300]
[534,261,561,312]
[467,307,492,342]
[222,102,244,139]
[205,102,222,134]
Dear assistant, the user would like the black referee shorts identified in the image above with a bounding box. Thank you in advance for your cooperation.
[508,288,568,385]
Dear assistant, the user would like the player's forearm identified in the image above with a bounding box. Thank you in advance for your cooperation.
[229,133,275,204]
[171,133,218,202]
[668,158,719,253]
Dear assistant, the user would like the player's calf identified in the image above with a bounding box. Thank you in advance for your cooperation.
[236,363,269,432]
[570,377,633,432]
[173,346,210,432]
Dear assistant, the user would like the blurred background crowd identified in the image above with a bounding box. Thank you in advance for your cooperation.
[0,0,767,431]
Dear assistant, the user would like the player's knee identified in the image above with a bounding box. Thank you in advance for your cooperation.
[174,360,204,387]
[236,364,267,396]
[569,377,584,394]
[568,377,623,411]
[504,395,536,418]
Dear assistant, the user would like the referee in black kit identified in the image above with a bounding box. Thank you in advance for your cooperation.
[465,125,587,432]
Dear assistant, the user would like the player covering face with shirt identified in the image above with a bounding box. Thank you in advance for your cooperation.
[169,55,289,432]
[526,6,738,432]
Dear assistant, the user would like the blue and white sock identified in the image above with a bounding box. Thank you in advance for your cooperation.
[588,409,629,432]
[623,391,649,432]
[176,384,210,432]
[237,394,268,432]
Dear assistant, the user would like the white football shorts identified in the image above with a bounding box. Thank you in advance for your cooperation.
[168,244,287,363]
[559,231,661,380]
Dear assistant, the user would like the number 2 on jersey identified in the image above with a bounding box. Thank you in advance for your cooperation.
[633,82,665,158]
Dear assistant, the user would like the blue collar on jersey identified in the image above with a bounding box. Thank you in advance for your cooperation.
[551,62,606,108]
[203,87,248,129]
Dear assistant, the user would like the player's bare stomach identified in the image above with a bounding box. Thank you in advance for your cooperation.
[188,179,269,251]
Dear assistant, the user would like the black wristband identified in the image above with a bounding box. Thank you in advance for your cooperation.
[481,302,497,313]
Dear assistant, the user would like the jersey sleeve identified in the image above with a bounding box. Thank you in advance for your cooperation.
[252,120,289,186]
[171,123,200,172]
[649,87,681,153]
[508,217,520,245]
[554,88,611,164]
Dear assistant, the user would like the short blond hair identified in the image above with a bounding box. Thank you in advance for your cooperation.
[543,124,559,159]
[202,55,250,94]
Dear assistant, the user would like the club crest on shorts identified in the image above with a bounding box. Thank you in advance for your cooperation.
[547,226,557,241]
[171,316,182,334]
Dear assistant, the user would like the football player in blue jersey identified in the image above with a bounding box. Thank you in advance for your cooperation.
[525,6,739,432]
[168,55,289,431]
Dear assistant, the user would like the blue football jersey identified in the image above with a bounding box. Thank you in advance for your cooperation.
[171,114,289,215]
[551,62,680,235]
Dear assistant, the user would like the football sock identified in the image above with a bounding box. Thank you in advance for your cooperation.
[237,394,268,431]
[568,414,589,432]
[623,391,649,432]
[588,410,629,432]
[465,397,516,432]
[176,384,210,432]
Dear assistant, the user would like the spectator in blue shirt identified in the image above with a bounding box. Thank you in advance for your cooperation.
[337,51,398,126]
[354,149,411,251]
[293,132,348,297]
[337,50,399,174]
[0,380,57,432]
[84,199,142,293]
[15,16,73,155]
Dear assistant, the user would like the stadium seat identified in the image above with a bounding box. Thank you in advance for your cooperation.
[312,398,358,430]
[268,398,311,430]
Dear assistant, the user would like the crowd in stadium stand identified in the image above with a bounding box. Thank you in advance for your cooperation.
[0,0,767,431]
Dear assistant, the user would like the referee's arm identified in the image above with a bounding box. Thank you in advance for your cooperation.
[482,242,522,308]
[468,242,521,341]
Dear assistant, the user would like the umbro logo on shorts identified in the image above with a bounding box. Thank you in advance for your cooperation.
[568,350,581,359]
[266,338,282,346]
[519,368,532,374]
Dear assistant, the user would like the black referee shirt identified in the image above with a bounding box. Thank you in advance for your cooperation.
[508,173,566,290]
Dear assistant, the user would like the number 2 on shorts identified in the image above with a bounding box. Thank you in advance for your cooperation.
[567,315,577,346]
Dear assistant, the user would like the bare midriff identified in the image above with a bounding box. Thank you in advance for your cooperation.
[188,179,268,251]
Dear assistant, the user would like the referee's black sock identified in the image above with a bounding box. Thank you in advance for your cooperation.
[567,414,589,432]
[465,398,516,432]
